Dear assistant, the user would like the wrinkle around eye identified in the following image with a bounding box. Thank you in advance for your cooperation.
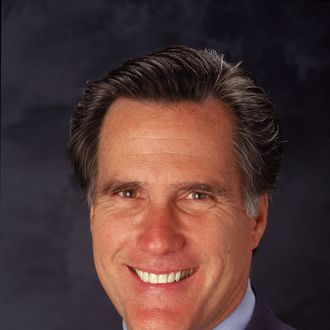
[94,187,144,209]
[177,196,216,214]
[93,195,145,224]
[175,198,238,225]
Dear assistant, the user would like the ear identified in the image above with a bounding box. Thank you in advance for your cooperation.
[250,194,268,250]
[90,205,95,233]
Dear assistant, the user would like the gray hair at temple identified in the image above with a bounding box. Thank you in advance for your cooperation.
[67,46,283,217]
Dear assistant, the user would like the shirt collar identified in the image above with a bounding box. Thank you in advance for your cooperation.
[123,281,255,330]
[213,280,255,330]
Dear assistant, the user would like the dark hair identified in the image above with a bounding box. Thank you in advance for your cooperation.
[68,46,282,216]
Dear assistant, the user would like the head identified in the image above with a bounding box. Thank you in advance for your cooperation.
[68,46,282,329]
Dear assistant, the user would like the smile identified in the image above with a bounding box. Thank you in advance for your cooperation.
[133,268,194,284]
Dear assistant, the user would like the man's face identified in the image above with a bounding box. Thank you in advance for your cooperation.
[90,98,267,330]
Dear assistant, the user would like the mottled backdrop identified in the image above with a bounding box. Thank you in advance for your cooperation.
[2,1,330,329]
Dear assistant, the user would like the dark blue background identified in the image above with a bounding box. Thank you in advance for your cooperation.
[2,1,330,329]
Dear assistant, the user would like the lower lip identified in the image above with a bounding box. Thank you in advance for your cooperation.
[128,267,195,290]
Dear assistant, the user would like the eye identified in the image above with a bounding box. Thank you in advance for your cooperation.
[187,192,209,200]
[117,189,137,198]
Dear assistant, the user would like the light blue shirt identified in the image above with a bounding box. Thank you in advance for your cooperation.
[213,281,255,330]
[123,281,255,330]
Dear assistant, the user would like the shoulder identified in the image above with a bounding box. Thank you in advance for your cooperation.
[246,292,296,330]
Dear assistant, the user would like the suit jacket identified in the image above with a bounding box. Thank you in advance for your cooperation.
[246,294,296,330]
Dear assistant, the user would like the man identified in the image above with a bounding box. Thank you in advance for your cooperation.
[67,46,295,330]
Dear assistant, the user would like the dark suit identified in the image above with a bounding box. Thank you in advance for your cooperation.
[246,295,296,330]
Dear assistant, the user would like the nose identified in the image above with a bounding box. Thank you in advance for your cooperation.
[136,204,186,256]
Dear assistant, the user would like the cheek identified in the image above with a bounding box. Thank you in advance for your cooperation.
[91,209,129,267]
[222,222,253,277]
[92,202,134,240]
[196,208,252,262]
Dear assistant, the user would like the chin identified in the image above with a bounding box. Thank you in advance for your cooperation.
[125,308,193,330]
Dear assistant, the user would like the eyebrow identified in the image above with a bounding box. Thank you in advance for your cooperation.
[97,180,231,199]
[98,180,142,196]
[173,182,232,199]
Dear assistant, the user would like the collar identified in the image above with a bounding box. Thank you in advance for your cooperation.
[213,280,255,330]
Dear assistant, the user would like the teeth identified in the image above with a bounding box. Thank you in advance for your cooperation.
[168,272,175,283]
[150,273,158,284]
[175,271,181,281]
[143,272,149,282]
[158,274,168,284]
[134,268,194,284]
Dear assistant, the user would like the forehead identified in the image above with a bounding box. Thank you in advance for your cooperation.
[97,98,238,185]
[100,97,234,142]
